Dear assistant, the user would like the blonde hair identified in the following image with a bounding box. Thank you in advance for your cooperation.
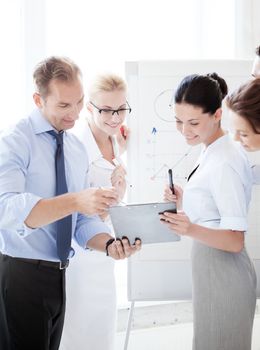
[88,74,127,101]
[33,56,82,97]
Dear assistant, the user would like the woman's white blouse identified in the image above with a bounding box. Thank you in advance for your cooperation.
[252,164,260,185]
[73,119,120,189]
[183,135,253,231]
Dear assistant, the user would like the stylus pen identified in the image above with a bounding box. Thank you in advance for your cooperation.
[168,169,175,195]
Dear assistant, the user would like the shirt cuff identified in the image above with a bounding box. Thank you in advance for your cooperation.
[76,218,111,248]
[219,217,248,231]
[14,194,42,237]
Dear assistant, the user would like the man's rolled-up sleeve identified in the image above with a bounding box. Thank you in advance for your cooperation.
[0,192,42,235]
[74,213,111,248]
[0,131,42,236]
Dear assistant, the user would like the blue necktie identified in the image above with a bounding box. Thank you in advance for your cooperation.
[48,130,72,263]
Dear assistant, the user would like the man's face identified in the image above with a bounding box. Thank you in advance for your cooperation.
[35,78,84,131]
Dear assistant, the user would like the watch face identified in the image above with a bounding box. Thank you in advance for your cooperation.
[252,56,260,78]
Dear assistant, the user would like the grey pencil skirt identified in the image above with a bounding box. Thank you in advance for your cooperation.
[191,241,257,350]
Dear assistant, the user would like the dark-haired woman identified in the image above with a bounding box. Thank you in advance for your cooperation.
[161,73,256,350]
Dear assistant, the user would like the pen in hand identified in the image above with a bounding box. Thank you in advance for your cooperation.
[160,169,177,221]
[168,169,175,195]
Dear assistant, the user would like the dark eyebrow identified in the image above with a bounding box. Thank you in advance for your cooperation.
[175,116,199,122]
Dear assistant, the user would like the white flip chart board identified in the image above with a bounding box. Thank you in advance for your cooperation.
[125,60,260,301]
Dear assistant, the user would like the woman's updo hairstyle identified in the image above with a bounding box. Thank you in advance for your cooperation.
[174,72,228,114]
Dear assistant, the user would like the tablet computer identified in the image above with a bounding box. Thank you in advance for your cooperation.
[108,202,180,244]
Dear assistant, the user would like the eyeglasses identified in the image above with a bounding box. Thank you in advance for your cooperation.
[89,101,132,117]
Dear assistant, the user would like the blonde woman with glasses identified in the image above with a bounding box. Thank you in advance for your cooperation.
[60,74,133,350]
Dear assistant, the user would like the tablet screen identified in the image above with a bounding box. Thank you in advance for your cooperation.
[108,202,180,244]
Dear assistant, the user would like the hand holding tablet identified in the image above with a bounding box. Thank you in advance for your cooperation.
[109,202,180,245]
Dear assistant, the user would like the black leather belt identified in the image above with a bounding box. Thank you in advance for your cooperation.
[2,254,69,270]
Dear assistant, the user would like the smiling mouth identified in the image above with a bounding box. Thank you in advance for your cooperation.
[185,135,198,140]
[106,123,119,128]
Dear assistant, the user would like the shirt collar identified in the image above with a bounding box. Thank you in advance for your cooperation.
[199,133,229,162]
[29,108,68,137]
[83,122,103,164]
[79,122,120,164]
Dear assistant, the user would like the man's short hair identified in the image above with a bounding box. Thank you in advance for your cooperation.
[33,56,82,97]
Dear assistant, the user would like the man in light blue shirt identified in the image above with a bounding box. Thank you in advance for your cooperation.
[0,56,141,350]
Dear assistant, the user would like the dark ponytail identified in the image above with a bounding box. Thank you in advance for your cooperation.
[174,73,228,114]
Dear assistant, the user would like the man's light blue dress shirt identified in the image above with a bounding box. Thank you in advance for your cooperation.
[0,109,110,261]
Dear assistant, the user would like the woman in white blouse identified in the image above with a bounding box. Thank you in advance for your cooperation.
[161,73,256,350]
[60,74,131,350]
